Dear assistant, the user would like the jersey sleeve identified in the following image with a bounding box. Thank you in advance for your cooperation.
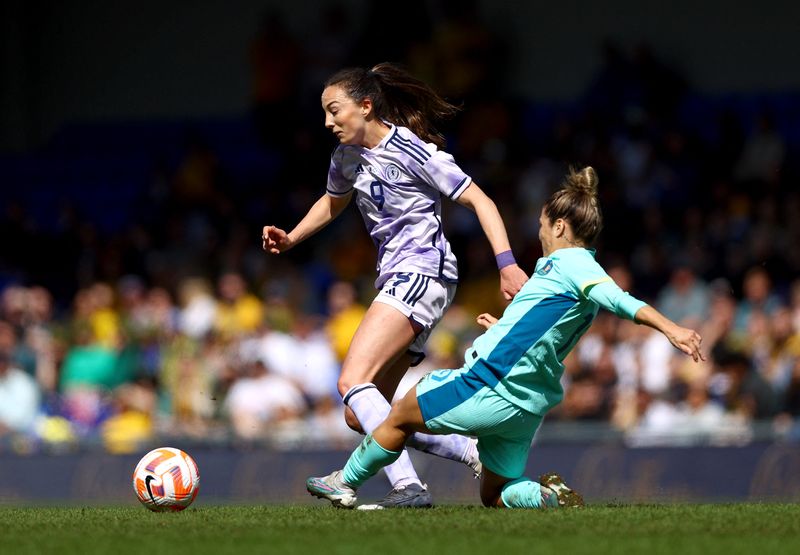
[586,280,648,321]
[416,150,472,200]
[326,147,353,197]
[568,260,648,321]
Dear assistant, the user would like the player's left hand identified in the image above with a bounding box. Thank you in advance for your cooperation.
[499,264,528,301]
[476,313,498,330]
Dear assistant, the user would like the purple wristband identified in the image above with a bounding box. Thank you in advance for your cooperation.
[495,250,516,270]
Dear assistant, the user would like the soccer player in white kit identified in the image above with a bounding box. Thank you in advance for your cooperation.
[262,63,528,508]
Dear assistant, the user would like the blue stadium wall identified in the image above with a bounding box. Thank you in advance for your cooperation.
[2,444,799,505]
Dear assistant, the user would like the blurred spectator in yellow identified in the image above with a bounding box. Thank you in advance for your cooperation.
[101,409,152,454]
[85,283,120,349]
[324,281,366,363]
[101,380,156,454]
[215,272,264,337]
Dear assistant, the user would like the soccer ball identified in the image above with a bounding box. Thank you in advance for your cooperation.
[132,447,200,511]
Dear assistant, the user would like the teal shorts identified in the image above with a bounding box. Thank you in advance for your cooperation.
[416,367,542,479]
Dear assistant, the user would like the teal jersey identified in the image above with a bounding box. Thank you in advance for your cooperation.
[464,248,647,416]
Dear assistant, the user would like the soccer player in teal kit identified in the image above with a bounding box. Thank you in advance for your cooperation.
[307,166,706,509]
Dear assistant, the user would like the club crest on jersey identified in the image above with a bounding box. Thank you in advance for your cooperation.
[385,164,402,182]
[537,259,554,275]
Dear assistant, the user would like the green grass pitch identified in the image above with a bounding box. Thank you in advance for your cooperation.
[2,504,799,555]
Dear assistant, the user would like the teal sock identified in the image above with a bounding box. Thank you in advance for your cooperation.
[342,435,403,488]
[501,477,558,509]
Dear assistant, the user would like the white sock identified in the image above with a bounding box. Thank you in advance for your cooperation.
[345,384,481,472]
[382,450,422,490]
[344,384,421,489]
[407,433,478,467]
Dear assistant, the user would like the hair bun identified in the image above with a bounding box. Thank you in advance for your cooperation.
[565,166,598,196]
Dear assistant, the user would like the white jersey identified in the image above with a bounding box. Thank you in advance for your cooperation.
[326,124,472,288]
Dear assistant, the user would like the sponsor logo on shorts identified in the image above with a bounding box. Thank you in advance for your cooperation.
[386,272,412,296]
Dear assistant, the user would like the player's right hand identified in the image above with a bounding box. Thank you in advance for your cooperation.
[262,225,291,254]
[476,313,498,330]
[499,264,528,301]
[667,325,706,363]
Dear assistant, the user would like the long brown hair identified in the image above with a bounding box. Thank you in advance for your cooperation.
[543,166,603,246]
[324,63,459,149]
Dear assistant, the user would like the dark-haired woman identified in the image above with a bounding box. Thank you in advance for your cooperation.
[262,63,528,508]
[307,167,705,510]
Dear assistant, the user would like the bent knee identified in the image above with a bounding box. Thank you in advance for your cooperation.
[337,376,366,398]
[337,378,351,399]
[343,406,364,434]
[337,373,377,398]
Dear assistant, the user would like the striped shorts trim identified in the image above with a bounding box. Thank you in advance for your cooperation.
[374,272,456,354]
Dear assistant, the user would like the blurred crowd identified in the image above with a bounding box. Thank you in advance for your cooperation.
[0,276,361,453]
[1,263,800,454]
[2,2,800,452]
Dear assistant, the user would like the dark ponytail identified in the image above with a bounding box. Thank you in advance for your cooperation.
[324,63,459,149]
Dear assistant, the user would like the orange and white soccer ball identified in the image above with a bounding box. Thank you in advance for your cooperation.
[132,447,200,511]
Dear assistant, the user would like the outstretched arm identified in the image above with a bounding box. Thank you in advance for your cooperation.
[585,279,705,362]
[633,305,706,362]
[456,183,528,300]
[262,192,352,254]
